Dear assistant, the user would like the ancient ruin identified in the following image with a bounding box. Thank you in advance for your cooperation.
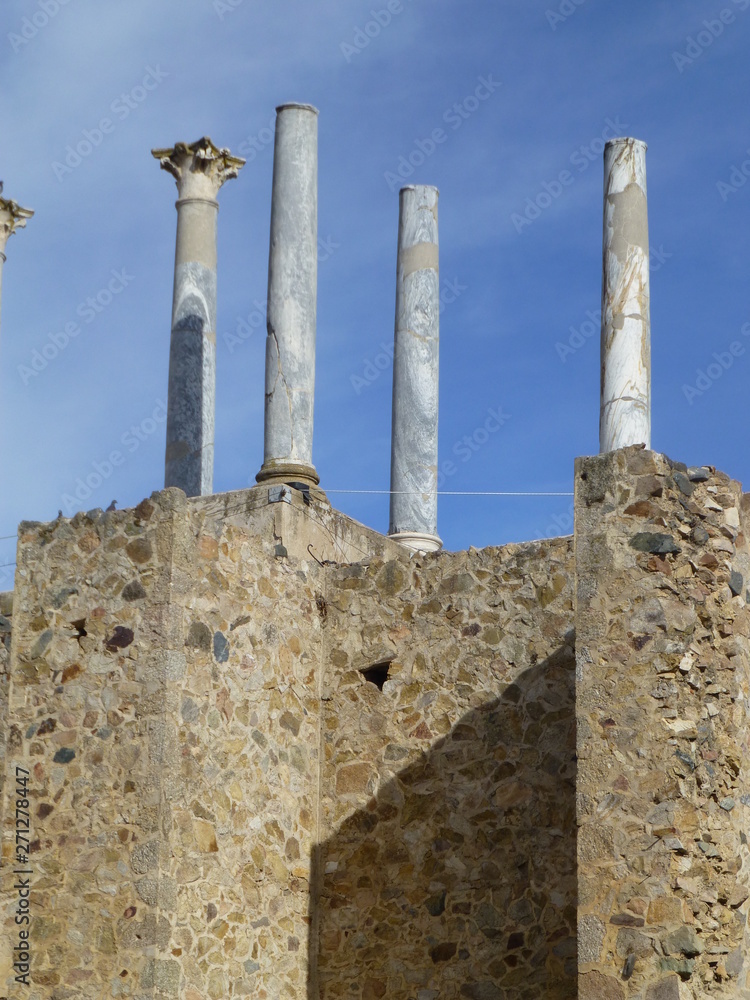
[0,117,748,1000]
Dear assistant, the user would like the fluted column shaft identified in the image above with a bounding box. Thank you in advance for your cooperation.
[152,138,244,497]
[600,137,651,453]
[256,104,320,490]
[388,185,442,554]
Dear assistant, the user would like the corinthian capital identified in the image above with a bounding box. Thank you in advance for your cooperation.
[0,197,34,256]
[151,137,245,201]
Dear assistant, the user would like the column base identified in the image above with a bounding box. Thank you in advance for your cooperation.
[256,461,327,503]
[388,531,442,554]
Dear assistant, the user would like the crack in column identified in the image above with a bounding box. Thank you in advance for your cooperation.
[267,325,295,453]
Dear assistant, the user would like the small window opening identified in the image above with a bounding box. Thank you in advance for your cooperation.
[360,661,391,691]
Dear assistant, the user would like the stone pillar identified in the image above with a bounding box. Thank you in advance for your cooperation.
[388,185,441,554]
[600,137,651,454]
[256,104,321,492]
[575,446,750,999]
[0,197,34,333]
[152,137,244,497]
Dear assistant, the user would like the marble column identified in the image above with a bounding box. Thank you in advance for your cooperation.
[0,196,34,334]
[152,137,245,497]
[600,137,651,453]
[388,185,442,554]
[256,104,321,491]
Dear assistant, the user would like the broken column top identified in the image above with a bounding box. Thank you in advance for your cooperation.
[0,197,34,255]
[603,137,648,189]
[151,137,246,201]
[276,102,319,114]
[605,136,648,147]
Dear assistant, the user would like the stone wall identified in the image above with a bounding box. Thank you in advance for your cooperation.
[164,485,405,999]
[0,487,400,998]
[575,446,750,999]
[0,493,185,996]
[316,536,577,1000]
[2,447,749,999]
[0,485,577,999]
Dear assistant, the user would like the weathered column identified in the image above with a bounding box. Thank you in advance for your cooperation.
[600,137,651,453]
[0,196,34,333]
[256,104,321,492]
[152,137,244,497]
[388,185,441,554]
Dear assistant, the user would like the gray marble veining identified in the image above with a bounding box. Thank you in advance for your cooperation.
[389,185,442,553]
[256,104,320,489]
[600,137,651,453]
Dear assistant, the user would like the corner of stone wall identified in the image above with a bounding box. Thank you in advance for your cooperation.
[0,490,188,996]
[575,445,750,999]
[0,590,13,835]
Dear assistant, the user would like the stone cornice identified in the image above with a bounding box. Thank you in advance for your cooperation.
[151,137,245,200]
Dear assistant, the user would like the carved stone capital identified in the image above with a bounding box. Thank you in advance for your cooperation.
[151,137,245,201]
[0,197,34,256]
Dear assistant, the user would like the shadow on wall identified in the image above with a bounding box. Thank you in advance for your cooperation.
[308,645,578,1000]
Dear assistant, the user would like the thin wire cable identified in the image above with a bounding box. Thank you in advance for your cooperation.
[325,489,574,496]
[0,487,572,568]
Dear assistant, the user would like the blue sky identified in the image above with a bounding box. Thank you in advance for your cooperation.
[1,0,749,581]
